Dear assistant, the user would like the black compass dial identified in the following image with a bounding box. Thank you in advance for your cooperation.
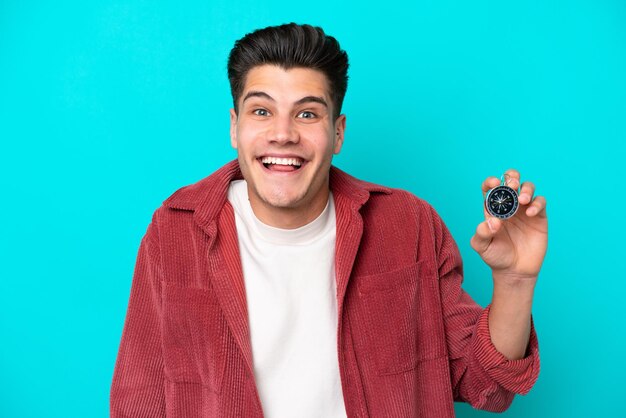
[485,185,519,219]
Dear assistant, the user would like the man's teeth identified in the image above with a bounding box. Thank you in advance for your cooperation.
[261,157,302,167]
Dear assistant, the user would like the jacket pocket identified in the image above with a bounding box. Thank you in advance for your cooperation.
[162,284,227,392]
[352,260,446,376]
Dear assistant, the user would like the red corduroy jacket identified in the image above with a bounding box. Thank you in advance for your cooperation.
[111,160,539,417]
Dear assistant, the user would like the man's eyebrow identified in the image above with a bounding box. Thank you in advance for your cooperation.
[294,96,328,108]
[242,91,328,108]
[242,91,275,103]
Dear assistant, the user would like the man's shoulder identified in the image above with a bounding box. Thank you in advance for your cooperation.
[369,184,432,209]
[331,167,435,216]
[144,160,242,233]
[161,160,241,212]
[330,166,433,213]
[363,186,440,231]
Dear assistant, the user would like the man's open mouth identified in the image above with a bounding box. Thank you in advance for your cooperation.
[260,156,304,172]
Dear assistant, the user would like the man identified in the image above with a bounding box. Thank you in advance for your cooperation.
[111,23,547,417]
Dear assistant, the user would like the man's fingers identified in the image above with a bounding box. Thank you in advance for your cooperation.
[481,176,501,198]
[519,181,535,205]
[504,168,521,190]
[525,195,547,217]
[482,170,544,219]
[470,217,501,254]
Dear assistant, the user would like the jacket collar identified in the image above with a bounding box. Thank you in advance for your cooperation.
[162,159,392,230]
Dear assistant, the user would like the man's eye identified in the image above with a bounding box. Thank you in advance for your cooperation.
[297,111,316,119]
[253,109,269,116]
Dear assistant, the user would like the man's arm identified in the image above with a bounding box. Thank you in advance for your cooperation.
[433,168,546,411]
[470,169,547,360]
[431,203,540,412]
[488,275,535,360]
[110,216,166,417]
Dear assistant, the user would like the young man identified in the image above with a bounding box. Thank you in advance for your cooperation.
[111,23,547,417]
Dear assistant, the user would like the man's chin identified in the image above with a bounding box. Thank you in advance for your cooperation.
[258,193,305,210]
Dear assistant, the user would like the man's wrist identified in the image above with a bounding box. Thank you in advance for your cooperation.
[488,271,537,360]
[491,275,535,309]
[492,270,538,292]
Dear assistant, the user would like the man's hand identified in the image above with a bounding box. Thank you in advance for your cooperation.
[470,168,548,282]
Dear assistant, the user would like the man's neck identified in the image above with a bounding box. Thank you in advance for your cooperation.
[248,190,330,230]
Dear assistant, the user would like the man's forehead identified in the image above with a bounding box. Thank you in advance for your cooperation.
[241,65,331,102]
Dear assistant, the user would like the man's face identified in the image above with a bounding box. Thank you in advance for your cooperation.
[230,65,345,228]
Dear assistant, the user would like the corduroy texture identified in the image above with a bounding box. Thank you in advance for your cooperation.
[111,160,539,417]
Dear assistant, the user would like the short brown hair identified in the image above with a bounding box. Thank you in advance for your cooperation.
[227,23,349,119]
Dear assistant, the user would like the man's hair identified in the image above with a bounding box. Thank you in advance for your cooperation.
[227,23,349,120]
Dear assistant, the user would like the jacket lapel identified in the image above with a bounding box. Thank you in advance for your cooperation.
[163,161,256,375]
[333,193,364,323]
[211,202,255,376]
[329,167,391,320]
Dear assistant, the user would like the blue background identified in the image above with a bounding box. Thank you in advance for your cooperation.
[1,1,625,417]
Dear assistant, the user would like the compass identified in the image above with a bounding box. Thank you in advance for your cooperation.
[485,176,519,220]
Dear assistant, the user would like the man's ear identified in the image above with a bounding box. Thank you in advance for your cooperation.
[229,108,238,149]
[333,114,346,154]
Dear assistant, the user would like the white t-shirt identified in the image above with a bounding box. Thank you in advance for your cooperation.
[227,179,347,418]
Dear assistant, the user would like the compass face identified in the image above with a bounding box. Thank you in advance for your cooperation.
[485,185,519,219]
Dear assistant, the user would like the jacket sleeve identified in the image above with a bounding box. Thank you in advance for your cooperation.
[110,213,166,417]
[431,206,540,412]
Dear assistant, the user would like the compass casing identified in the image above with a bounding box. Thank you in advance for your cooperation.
[485,185,519,219]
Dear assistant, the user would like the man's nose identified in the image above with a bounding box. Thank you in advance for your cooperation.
[269,115,299,145]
